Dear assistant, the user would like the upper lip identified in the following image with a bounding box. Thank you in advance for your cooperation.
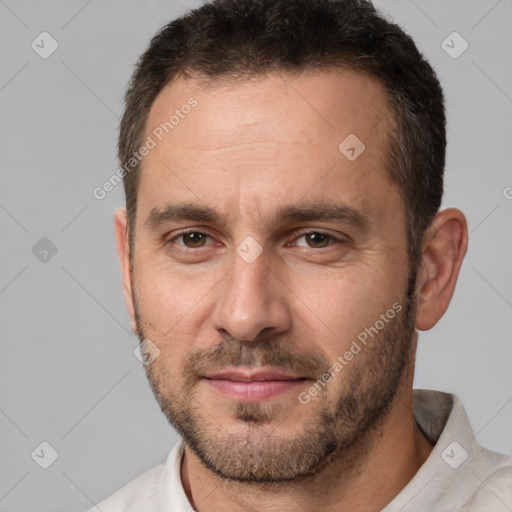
[203,368,306,382]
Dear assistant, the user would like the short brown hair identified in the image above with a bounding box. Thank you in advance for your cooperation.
[119,0,445,269]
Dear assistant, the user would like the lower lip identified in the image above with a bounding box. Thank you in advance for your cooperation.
[204,378,306,402]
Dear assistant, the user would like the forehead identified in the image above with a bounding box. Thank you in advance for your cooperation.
[137,69,399,227]
[146,69,391,151]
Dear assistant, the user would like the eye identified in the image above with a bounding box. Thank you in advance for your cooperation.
[173,231,213,248]
[294,231,343,249]
[167,229,345,252]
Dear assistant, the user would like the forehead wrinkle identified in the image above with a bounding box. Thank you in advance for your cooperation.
[199,140,304,154]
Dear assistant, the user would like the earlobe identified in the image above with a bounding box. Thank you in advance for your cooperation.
[414,208,468,331]
[113,207,138,334]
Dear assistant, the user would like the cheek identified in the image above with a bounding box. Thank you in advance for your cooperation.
[290,266,399,355]
[133,257,220,338]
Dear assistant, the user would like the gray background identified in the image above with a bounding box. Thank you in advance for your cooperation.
[0,1,511,511]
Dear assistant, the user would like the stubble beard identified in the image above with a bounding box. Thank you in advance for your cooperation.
[132,270,417,484]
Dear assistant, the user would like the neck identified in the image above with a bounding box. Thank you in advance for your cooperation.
[180,384,434,512]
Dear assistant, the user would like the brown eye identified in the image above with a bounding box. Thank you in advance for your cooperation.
[297,231,340,249]
[303,232,332,248]
[180,232,208,248]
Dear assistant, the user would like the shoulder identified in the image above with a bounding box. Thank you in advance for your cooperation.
[462,461,512,510]
[82,463,165,512]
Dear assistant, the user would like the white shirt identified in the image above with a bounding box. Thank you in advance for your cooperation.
[84,389,512,511]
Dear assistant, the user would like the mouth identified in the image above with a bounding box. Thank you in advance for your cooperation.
[202,368,309,402]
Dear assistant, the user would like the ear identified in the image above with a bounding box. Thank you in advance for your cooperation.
[114,207,138,334]
[414,208,468,331]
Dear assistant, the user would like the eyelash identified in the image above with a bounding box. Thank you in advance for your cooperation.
[167,228,347,252]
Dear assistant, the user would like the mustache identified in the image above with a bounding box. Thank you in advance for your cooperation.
[183,336,330,381]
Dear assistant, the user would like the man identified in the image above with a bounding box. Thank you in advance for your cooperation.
[87,0,512,510]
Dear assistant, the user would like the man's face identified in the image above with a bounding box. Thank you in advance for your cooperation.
[128,70,416,482]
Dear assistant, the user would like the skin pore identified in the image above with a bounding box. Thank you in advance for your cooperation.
[114,69,468,511]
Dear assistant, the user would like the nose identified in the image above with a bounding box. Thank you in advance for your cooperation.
[211,248,292,343]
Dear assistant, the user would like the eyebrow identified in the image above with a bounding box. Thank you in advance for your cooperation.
[144,201,371,233]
